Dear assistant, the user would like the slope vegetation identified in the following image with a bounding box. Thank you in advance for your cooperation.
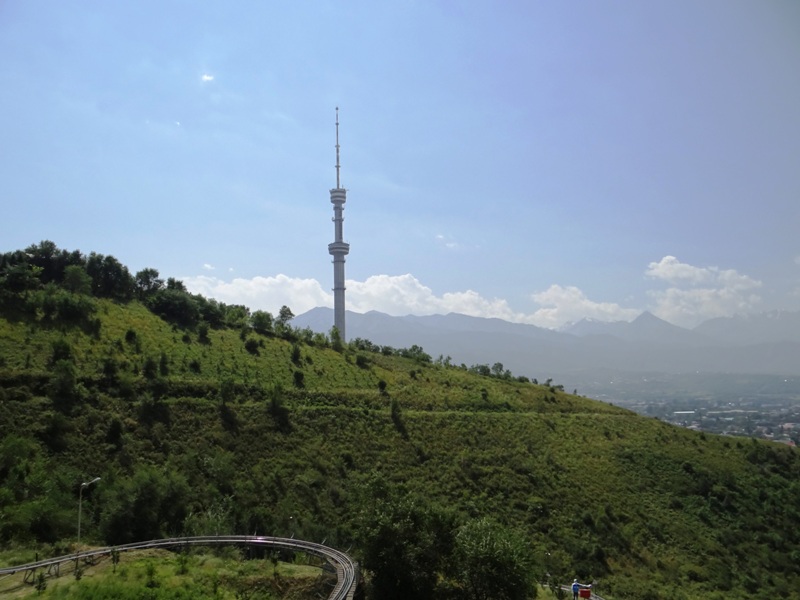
[1,243,799,600]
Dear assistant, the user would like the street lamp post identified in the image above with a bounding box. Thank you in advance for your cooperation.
[77,477,100,552]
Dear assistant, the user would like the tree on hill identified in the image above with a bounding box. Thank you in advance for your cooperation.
[197,296,226,328]
[330,326,344,352]
[451,518,537,600]
[275,305,295,338]
[100,466,189,545]
[355,481,538,600]
[0,260,42,297]
[399,344,432,364]
[251,310,274,335]
[134,268,164,299]
[223,304,250,330]
[24,240,84,285]
[147,288,200,328]
[356,484,457,600]
[85,252,134,301]
[62,264,92,295]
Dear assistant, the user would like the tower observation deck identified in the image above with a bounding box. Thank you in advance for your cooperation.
[328,108,349,341]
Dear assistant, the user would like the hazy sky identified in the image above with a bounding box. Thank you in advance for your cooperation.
[2,1,798,329]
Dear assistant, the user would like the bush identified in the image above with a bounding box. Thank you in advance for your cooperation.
[100,466,189,545]
[142,357,158,381]
[49,359,79,411]
[219,377,236,404]
[147,288,200,328]
[244,338,260,355]
[49,338,72,365]
[198,322,210,344]
[452,518,537,600]
[356,488,457,600]
[159,352,169,376]
[293,370,305,389]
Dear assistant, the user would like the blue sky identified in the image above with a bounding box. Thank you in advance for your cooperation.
[2,1,798,328]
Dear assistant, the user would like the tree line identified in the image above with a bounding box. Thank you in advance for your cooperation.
[3,241,534,379]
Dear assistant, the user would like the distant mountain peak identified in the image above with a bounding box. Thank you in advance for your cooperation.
[292,307,800,377]
[633,310,658,322]
[633,311,686,328]
[693,309,800,345]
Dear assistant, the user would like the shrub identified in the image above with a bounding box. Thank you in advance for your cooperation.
[219,377,236,404]
[452,518,537,600]
[251,310,273,335]
[107,418,124,449]
[198,321,210,344]
[159,352,169,376]
[293,370,305,388]
[49,338,72,365]
[49,359,79,411]
[142,357,158,381]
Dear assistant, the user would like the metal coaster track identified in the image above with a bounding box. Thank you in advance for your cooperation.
[0,535,359,600]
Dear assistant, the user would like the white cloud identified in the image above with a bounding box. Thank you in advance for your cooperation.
[183,272,527,322]
[202,263,215,271]
[645,256,762,327]
[180,257,763,331]
[183,274,331,315]
[347,274,522,320]
[182,272,631,329]
[201,74,214,82]
[529,285,640,329]
[645,255,713,284]
[647,286,761,327]
[346,274,435,315]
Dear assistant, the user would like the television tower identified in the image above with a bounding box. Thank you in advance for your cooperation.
[328,107,350,341]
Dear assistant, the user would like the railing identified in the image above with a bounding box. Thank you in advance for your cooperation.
[0,535,359,600]
[558,583,606,600]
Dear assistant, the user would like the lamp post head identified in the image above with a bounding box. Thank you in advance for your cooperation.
[81,477,101,488]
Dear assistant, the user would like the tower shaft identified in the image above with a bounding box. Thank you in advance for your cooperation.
[328,109,349,341]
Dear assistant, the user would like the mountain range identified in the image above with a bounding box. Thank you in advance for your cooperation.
[293,308,800,390]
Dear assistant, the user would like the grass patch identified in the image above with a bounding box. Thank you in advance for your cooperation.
[0,548,330,599]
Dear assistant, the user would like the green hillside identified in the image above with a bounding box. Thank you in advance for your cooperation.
[1,243,800,600]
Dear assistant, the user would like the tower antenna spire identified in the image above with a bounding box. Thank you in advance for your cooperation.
[335,107,341,189]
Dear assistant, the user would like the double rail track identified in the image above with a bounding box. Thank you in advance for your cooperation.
[0,535,359,600]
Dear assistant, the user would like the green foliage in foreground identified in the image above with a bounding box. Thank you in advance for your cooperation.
[2,243,800,599]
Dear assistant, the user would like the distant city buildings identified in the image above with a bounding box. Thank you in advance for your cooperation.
[644,400,800,445]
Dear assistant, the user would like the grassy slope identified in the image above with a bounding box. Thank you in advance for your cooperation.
[0,547,332,599]
[1,299,799,600]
